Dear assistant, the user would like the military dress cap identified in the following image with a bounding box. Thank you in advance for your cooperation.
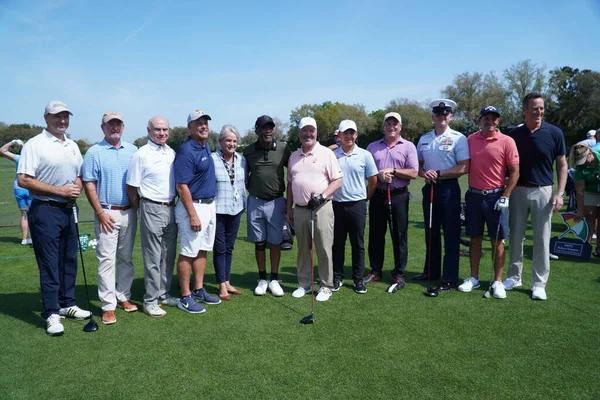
[478,105,501,119]
[429,99,457,115]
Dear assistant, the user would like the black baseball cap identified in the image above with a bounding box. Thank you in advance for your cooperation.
[255,115,275,129]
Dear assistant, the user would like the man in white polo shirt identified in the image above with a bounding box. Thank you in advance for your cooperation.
[126,116,178,317]
[17,100,91,336]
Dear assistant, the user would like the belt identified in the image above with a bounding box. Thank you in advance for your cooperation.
[468,187,504,195]
[141,197,174,206]
[101,204,132,211]
[376,187,408,195]
[254,195,278,201]
[33,200,75,208]
[192,198,214,204]
[294,204,308,208]
[518,183,544,188]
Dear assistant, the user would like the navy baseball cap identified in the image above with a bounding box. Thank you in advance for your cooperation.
[478,105,501,119]
[255,115,275,129]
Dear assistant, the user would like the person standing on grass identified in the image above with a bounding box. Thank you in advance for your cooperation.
[331,120,378,294]
[458,106,519,299]
[286,117,343,302]
[504,92,567,301]
[211,124,247,300]
[126,116,179,317]
[243,115,291,297]
[414,99,470,292]
[364,112,418,293]
[82,111,138,325]
[1,139,32,245]
[174,110,221,314]
[17,100,91,336]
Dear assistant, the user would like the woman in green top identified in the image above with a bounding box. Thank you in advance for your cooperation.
[570,143,600,254]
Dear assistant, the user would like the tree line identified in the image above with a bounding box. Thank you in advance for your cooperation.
[2,60,599,154]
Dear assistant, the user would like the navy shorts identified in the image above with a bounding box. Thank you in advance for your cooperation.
[464,190,508,239]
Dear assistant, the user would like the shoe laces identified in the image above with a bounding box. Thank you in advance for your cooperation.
[48,314,60,325]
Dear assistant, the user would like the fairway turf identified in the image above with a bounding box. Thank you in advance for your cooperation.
[0,158,599,399]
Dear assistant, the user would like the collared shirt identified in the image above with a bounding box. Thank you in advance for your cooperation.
[243,140,291,200]
[17,129,83,202]
[126,140,176,202]
[82,139,138,206]
[573,150,600,193]
[578,138,596,148]
[367,137,419,190]
[288,142,343,206]
[174,137,216,200]
[509,121,566,186]
[333,145,377,202]
[417,127,470,171]
[212,149,246,215]
[468,130,519,190]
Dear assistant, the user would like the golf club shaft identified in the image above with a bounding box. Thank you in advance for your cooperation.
[73,206,93,312]
[427,184,434,282]
[310,209,315,318]
[387,185,394,247]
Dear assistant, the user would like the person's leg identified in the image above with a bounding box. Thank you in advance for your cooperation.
[247,196,267,279]
[368,190,387,277]
[225,211,242,289]
[192,251,208,290]
[177,255,194,297]
[161,206,178,298]
[294,207,312,288]
[20,210,28,241]
[391,191,409,278]
[332,201,347,281]
[348,200,367,282]
[440,182,461,284]
[265,197,286,278]
[213,214,228,292]
[140,202,166,306]
[58,207,79,309]
[422,184,442,279]
[314,201,334,288]
[530,187,553,289]
[95,210,119,311]
[115,208,137,303]
[465,190,484,279]
[507,186,529,282]
[582,205,596,243]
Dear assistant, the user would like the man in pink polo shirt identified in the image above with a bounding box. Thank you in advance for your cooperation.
[459,106,519,298]
[286,117,343,302]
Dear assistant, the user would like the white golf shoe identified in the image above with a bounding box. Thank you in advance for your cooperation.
[315,287,332,302]
[268,280,284,297]
[292,286,310,298]
[59,305,91,320]
[492,281,506,299]
[458,277,480,292]
[46,314,64,336]
[532,286,547,300]
[254,279,268,296]
[502,278,522,291]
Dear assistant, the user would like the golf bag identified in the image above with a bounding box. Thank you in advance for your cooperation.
[281,219,295,251]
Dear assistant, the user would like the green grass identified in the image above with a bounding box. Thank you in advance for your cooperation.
[0,157,599,399]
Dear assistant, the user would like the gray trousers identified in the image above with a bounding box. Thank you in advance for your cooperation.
[508,186,552,289]
[140,200,177,305]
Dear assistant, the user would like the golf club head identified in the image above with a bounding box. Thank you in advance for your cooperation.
[483,290,491,299]
[299,315,314,324]
[83,318,99,333]
[387,283,399,294]
[425,286,439,297]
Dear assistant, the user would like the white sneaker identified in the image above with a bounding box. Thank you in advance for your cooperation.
[268,280,284,297]
[532,286,547,300]
[458,277,480,292]
[492,281,506,299]
[46,314,64,336]
[292,286,310,298]
[143,303,167,317]
[21,238,32,245]
[315,287,332,302]
[502,278,522,291]
[59,305,91,320]
[159,294,179,307]
[549,253,559,260]
[254,279,268,296]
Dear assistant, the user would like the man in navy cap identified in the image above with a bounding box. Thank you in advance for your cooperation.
[414,99,470,291]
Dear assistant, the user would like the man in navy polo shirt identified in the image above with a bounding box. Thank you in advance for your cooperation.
[504,93,567,300]
[175,110,221,314]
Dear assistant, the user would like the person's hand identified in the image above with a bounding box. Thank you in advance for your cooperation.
[286,208,294,227]
[97,211,116,234]
[494,196,509,213]
[189,213,202,232]
[60,183,81,199]
[308,194,326,210]
[377,169,393,183]
[423,169,438,184]
[552,194,564,213]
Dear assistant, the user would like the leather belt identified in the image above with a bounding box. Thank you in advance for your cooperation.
[101,204,132,211]
[33,200,75,208]
[376,187,408,194]
[141,197,174,206]
[192,198,214,204]
[468,187,504,195]
[518,183,544,188]
[294,204,308,208]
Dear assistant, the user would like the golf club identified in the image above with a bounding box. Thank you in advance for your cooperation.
[425,184,438,297]
[300,208,316,324]
[73,205,99,332]
[484,215,503,299]
[386,184,400,294]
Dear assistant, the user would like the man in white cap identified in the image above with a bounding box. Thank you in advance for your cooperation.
[365,112,419,292]
[126,116,179,317]
[332,120,378,294]
[82,111,138,325]
[17,100,91,336]
[415,99,470,291]
[286,117,343,302]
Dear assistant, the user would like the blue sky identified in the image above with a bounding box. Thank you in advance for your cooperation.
[1,0,599,142]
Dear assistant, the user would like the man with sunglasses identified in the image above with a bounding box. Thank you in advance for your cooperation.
[243,115,292,297]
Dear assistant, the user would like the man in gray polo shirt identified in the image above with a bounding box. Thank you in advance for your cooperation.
[243,115,291,297]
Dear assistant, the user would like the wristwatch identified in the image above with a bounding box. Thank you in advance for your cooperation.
[436,170,441,178]
[557,191,565,197]
[393,168,396,177]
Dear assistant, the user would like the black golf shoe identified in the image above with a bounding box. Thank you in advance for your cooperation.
[354,280,367,294]
[436,282,456,292]
[332,278,343,292]
[364,273,381,284]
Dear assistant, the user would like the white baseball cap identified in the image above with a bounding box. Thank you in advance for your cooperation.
[187,109,212,124]
[384,112,402,124]
[587,129,596,138]
[44,100,72,116]
[299,117,317,130]
[338,119,357,132]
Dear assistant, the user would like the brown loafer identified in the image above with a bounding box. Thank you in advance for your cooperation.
[227,288,243,295]
[102,310,117,325]
[219,293,231,301]
[117,300,138,313]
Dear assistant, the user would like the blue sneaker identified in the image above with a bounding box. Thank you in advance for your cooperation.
[192,288,222,305]
[178,295,206,314]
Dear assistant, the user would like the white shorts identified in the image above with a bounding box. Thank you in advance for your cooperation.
[175,200,216,257]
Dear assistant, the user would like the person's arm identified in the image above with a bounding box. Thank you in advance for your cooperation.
[503,164,520,198]
[126,185,140,209]
[18,174,81,199]
[84,181,115,233]
[322,177,342,198]
[366,176,377,200]
[552,155,567,213]
[438,159,470,179]
[574,180,585,219]
[0,141,16,161]
[177,183,201,231]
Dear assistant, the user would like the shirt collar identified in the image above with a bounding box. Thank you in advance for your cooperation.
[100,138,124,149]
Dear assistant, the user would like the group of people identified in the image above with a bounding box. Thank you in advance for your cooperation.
[14,92,568,336]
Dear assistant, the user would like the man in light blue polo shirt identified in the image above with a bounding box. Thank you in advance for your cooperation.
[82,111,138,325]
[332,120,378,294]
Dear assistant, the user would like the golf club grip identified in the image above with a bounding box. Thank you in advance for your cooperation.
[72,205,78,224]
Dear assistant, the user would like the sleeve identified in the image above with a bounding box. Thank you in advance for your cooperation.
[505,137,520,166]
[325,150,343,181]
[126,151,142,187]
[283,144,292,167]
[16,141,38,177]
[174,149,195,184]
[405,142,419,171]
[81,148,99,182]
[455,135,470,162]
[364,152,378,178]
[416,136,424,161]
[555,128,567,157]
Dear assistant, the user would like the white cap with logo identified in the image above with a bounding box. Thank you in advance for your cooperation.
[44,100,72,116]
[299,117,317,130]
[338,119,357,132]
[384,112,402,124]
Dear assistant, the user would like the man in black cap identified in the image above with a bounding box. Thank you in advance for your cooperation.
[243,116,292,297]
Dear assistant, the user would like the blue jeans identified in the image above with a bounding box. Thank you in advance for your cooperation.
[213,212,242,283]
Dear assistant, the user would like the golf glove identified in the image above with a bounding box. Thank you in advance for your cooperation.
[308,194,326,210]
[494,196,509,213]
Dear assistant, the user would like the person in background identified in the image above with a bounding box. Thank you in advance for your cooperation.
[578,130,596,148]
[1,139,32,245]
